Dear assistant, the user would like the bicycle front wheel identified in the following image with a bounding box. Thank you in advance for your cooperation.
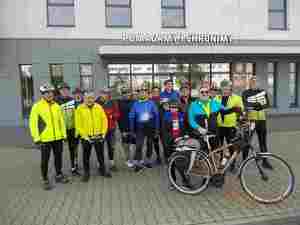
[240,153,295,204]
[168,152,211,195]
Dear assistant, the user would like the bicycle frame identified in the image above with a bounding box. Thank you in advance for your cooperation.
[188,120,257,176]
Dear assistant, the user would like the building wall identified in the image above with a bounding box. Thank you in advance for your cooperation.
[1,0,300,40]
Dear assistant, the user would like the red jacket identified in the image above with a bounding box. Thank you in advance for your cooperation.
[96,99,120,131]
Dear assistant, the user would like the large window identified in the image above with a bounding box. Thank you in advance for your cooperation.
[47,0,75,27]
[49,64,64,88]
[267,62,277,107]
[19,65,34,120]
[161,0,185,28]
[289,62,298,107]
[108,63,249,96]
[268,0,287,30]
[80,64,94,91]
[105,0,132,27]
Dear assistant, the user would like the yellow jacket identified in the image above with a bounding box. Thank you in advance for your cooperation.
[29,98,66,143]
[75,103,108,140]
[216,94,244,127]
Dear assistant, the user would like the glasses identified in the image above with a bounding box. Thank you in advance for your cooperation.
[200,90,209,95]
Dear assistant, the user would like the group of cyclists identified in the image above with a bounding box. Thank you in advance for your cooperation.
[29,76,273,190]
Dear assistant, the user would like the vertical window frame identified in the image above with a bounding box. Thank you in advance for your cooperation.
[161,0,186,28]
[268,0,287,30]
[47,0,75,27]
[49,64,64,88]
[19,64,34,120]
[105,0,132,28]
[289,62,298,108]
[79,63,94,91]
[267,62,278,108]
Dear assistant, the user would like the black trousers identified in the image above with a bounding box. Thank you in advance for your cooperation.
[146,135,160,160]
[254,120,268,153]
[241,120,269,160]
[160,124,175,161]
[105,129,116,161]
[135,126,154,161]
[40,140,63,181]
[218,127,239,161]
[66,129,79,169]
[81,139,105,175]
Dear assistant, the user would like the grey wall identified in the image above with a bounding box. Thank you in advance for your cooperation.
[1,38,300,146]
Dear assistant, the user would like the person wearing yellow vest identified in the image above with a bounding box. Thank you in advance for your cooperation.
[29,83,69,190]
[215,81,244,172]
[242,77,273,170]
[75,91,110,182]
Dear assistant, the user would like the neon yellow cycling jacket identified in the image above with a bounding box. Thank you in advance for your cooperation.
[29,98,67,143]
[75,103,108,140]
[215,94,244,127]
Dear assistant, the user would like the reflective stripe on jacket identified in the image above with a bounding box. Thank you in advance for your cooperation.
[29,98,66,143]
[75,103,108,140]
[215,94,244,127]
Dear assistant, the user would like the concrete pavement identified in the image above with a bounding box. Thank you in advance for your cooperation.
[0,131,300,225]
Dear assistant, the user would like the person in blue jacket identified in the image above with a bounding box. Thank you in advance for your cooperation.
[129,87,160,172]
[160,79,180,103]
[188,84,234,188]
[160,79,180,162]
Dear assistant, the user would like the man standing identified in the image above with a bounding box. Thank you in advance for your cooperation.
[215,81,244,172]
[242,77,273,169]
[96,88,120,171]
[160,79,180,163]
[148,86,162,165]
[56,82,80,176]
[29,83,69,190]
[129,88,160,172]
[160,79,180,103]
[118,87,136,168]
[75,91,110,182]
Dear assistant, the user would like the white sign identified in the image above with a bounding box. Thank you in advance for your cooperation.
[122,32,232,45]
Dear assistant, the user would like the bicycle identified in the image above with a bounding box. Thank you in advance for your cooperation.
[167,120,295,204]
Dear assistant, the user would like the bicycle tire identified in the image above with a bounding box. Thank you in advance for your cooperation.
[240,153,295,204]
[168,152,211,195]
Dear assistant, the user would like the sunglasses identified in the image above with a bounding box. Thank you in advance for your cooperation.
[200,90,209,94]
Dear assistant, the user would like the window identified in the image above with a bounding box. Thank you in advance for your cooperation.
[161,0,185,28]
[49,64,64,88]
[105,0,132,27]
[47,0,75,27]
[232,63,255,95]
[289,62,298,107]
[19,65,34,120]
[267,62,277,107]
[80,64,94,91]
[268,0,287,30]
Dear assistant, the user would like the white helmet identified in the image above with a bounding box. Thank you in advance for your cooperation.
[40,83,55,94]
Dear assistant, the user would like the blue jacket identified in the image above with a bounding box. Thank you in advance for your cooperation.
[160,90,180,103]
[188,99,224,130]
[162,111,185,130]
[118,99,134,133]
[129,100,159,131]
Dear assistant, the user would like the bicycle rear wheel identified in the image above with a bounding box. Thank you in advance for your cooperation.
[240,153,295,203]
[168,152,211,195]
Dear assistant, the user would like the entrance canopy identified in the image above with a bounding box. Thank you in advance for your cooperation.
[99,45,300,57]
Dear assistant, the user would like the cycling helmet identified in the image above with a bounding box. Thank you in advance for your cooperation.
[40,83,55,94]
[57,82,70,90]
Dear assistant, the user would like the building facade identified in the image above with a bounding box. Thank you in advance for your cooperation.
[0,0,300,145]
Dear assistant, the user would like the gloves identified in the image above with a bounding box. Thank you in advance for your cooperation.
[232,107,242,113]
[254,103,263,111]
[197,127,208,135]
